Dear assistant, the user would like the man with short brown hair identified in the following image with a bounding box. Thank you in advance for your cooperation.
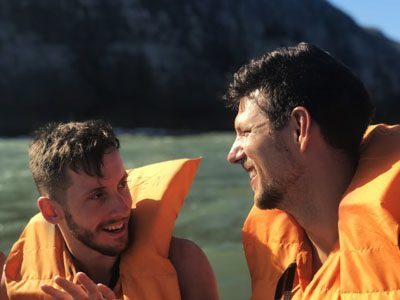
[1,120,218,300]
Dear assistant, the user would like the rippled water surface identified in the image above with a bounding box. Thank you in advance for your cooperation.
[0,133,252,299]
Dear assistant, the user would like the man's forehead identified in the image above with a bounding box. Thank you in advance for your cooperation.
[238,98,246,112]
[235,95,270,130]
[65,151,126,183]
[238,89,262,112]
[238,97,250,113]
[101,150,126,179]
[65,167,100,186]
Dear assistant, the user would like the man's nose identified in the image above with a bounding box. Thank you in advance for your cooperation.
[112,193,132,213]
[227,138,245,164]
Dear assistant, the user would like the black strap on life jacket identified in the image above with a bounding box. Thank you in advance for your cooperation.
[274,262,297,300]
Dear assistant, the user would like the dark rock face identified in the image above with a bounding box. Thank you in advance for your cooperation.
[0,0,399,135]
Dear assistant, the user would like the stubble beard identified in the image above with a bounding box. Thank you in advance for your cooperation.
[63,208,130,257]
[255,179,283,209]
[255,160,303,210]
[255,133,304,210]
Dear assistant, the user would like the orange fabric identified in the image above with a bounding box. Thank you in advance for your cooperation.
[5,158,201,300]
[243,124,400,299]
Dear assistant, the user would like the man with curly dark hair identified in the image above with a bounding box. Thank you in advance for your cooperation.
[226,43,400,299]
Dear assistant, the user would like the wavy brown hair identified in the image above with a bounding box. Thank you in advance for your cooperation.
[29,120,120,201]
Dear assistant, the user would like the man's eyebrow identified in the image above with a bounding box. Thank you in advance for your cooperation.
[120,172,129,182]
[82,186,106,198]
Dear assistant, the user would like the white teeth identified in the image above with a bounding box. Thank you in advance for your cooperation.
[104,223,123,231]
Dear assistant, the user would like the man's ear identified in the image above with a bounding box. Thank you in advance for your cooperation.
[37,196,64,224]
[290,106,312,153]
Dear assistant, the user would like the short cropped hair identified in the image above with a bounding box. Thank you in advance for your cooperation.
[225,42,373,159]
[29,120,120,200]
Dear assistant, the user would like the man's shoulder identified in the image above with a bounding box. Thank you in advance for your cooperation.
[169,237,204,260]
[1,252,9,300]
[169,237,218,300]
[169,237,212,280]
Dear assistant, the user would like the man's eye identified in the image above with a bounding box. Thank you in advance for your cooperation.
[118,180,128,190]
[242,131,251,137]
[89,191,105,200]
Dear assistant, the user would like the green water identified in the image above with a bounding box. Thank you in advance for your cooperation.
[0,133,253,299]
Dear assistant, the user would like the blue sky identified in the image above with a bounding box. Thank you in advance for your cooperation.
[327,0,400,42]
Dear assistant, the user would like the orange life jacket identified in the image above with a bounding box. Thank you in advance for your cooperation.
[4,158,201,300]
[243,124,400,299]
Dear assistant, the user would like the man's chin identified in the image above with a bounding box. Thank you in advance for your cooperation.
[90,235,130,257]
[97,228,132,256]
[254,191,281,210]
[254,198,274,210]
[95,244,128,257]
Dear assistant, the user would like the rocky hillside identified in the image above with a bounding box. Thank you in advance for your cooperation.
[0,0,399,135]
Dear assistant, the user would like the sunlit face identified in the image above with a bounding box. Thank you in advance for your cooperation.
[60,150,132,257]
[227,96,302,209]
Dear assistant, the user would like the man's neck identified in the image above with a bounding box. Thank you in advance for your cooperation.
[307,231,336,275]
[58,226,119,285]
[285,151,357,274]
[69,249,119,285]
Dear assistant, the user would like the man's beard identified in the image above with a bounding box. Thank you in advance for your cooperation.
[255,161,303,210]
[255,180,283,209]
[255,134,304,210]
[63,208,130,257]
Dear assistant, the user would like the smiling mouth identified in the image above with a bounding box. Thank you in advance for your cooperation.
[247,167,257,180]
[246,167,258,190]
[249,171,257,179]
[102,221,125,233]
[250,173,258,188]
